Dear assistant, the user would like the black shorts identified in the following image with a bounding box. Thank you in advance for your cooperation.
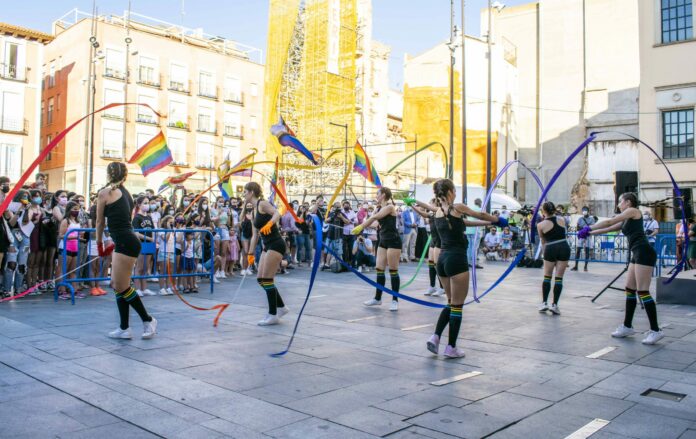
[263,238,287,255]
[110,231,141,258]
[436,250,469,277]
[543,241,571,262]
[378,237,402,250]
[630,243,657,267]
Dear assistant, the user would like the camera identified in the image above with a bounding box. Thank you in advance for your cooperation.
[516,205,534,217]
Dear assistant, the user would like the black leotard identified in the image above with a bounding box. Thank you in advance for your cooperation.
[434,209,469,251]
[253,199,285,253]
[622,216,656,266]
[104,185,140,257]
[541,216,566,242]
[429,214,441,248]
[377,208,402,249]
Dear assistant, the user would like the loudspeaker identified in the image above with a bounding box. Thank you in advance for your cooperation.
[614,171,639,213]
[673,188,693,219]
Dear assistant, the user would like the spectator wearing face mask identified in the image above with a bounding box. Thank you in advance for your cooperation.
[132,196,156,297]
[643,211,659,248]
[482,227,501,259]
[572,206,595,272]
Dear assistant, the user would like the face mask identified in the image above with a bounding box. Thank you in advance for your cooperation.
[183,201,190,207]
[643,214,650,220]
[20,198,29,205]
[176,218,185,224]
[58,197,68,206]
[193,220,200,226]
[1,185,9,193]
[32,197,42,204]
[70,211,79,217]
[582,210,589,216]
[167,210,174,216]
[79,201,85,207]
[202,204,208,210]
[150,204,157,211]
[142,205,150,212]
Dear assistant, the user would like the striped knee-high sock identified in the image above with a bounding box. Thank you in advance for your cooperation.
[542,275,552,303]
[448,304,463,347]
[552,276,563,305]
[116,286,151,324]
[258,278,284,315]
[639,290,660,332]
[389,270,400,302]
[435,303,451,337]
[375,269,386,301]
[623,287,637,328]
[428,261,436,288]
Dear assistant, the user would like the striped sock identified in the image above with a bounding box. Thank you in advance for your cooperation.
[428,261,436,287]
[375,269,386,301]
[639,290,660,332]
[258,278,284,315]
[389,270,400,301]
[435,304,451,337]
[116,286,138,302]
[542,275,552,303]
[552,276,563,305]
[624,287,637,328]
[448,304,463,347]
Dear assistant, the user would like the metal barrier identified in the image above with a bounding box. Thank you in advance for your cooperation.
[56,228,215,304]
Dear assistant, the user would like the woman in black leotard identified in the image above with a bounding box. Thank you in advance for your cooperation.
[581,192,662,345]
[352,187,402,312]
[244,181,289,326]
[96,162,157,340]
[536,201,571,315]
[411,198,444,297]
[425,179,501,358]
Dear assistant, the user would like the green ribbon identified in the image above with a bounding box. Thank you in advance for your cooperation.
[401,235,432,289]
[386,142,449,176]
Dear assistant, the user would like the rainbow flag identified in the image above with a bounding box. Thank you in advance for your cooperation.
[270,116,319,165]
[353,141,381,187]
[268,157,280,206]
[128,131,173,176]
[276,177,288,216]
[157,171,196,194]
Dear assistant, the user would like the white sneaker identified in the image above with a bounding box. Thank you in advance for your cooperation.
[258,314,280,326]
[611,324,636,338]
[241,269,249,276]
[158,288,168,296]
[142,317,157,339]
[220,271,227,279]
[538,302,549,312]
[390,300,398,312]
[358,266,363,273]
[425,286,437,296]
[136,289,144,297]
[549,304,561,315]
[108,328,132,339]
[433,288,446,297]
[166,287,175,296]
[213,276,220,284]
[642,330,664,345]
[142,289,157,296]
[214,270,221,278]
[278,306,290,318]
[196,263,203,272]
[363,298,382,306]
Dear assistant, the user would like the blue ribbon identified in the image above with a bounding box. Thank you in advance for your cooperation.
[470,160,546,302]
[270,214,323,357]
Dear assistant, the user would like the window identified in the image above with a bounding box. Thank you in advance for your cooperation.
[199,71,216,98]
[102,127,123,158]
[47,98,54,124]
[223,140,240,163]
[224,76,241,103]
[64,170,77,192]
[138,55,159,86]
[196,141,213,168]
[48,62,55,87]
[1,42,21,80]
[46,135,52,161]
[168,99,188,128]
[104,48,126,79]
[250,115,257,131]
[662,109,694,159]
[661,0,693,43]
[170,63,188,92]
[197,104,215,133]
[224,109,241,137]
[40,101,44,126]
[250,82,258,97]
[104,88,125,119]
[168,134,186,164]
[1,91,23,132]
[0,142,21,180]
[137,93,158,124]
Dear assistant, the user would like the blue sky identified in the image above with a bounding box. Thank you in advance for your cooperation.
[5,0,529,89]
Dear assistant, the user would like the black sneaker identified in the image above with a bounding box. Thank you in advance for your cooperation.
[570,267,578,271]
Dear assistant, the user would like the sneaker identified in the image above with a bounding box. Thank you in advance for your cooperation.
[433,288,446,297]
[142,289,157,296]
[166,288,175,296]
[427,334,440,355]
[75,291,86,299]
[58,292,71,300]
[213,276,220,284]
[538,302,549,312]
[390,300,399,312]
[358,266,363,273]
[611,324,636,338]
[220,271,227,279]
[96,287,108,296]
[28,289,42,296]
[570,266,578,271]
[158,288,168,296]
[443,345,466,358]
[142,317,157,339]
[642,330,664,345]
[425,286,437,296]
[584,267,588,272]
[278,306,290,318]
[108,328,132,339]
[549,304,561,315]
[136,289,144,297]
[90,287,102,296]
[258,314,280,326]
[363,298,382,306]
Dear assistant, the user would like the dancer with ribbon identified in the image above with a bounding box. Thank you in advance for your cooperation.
[405,198,444,298]
[577,192,663,344]
[96,162,158,340]
[244,181,291,326]
[352,187,403,312]
[425,179,504,358]
[536,201,572,315]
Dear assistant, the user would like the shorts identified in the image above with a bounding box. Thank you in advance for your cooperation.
[543,241,571,262]
[630,243,657,267]
[110,231,141,258]
[182,257,195,271]
[219,227,230,241]
[65,250,78,258]
[263,238,287,255]
[378,237,402,250]
[157,251,175,263]
[576,237,591,247]
[436,249,469,277]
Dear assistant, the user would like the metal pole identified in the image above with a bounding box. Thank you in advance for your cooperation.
[461,0,468,204]
[448,0,455,180]
[122,2,132,160]
[88,6,99,197]
[485,0,493,212]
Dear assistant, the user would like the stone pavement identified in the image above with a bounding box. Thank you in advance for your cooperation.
[1,261,695,438]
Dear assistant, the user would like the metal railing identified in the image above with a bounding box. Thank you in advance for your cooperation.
[0,63,27,82]
[0,118,28,134]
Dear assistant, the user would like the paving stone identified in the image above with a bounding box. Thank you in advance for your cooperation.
[266,416,379,438]
[54,421,158,439]
[464,392,552,421]
[283,388,387,419]
[486,410,594,439]
[604,405,692,439]
[409,405,512,438]
[376,388,470,417]
[331,407,411,436]
[679,429,696,439]
[384,426,460,438]
[199,418,270,439]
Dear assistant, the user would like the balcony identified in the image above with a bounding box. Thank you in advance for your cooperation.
[169,159,189,167]
[100,149,123,160]
[0,63,27,82]
[137,69,161,88]
[198,85,219,100]
[223,125,243,140]
[168,80,191,95]
[0,118,28,135]
[101,112,124,121]
[196,161,215,170]
[197,119,217,135]
[104,67,126,81]
[223,91,244,106]
[167,118,190,131]
[136,114,158,125]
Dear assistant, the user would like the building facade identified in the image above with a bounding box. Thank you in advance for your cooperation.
[638,0,695,221]
[0,23,51,183]
[39,10,264,196]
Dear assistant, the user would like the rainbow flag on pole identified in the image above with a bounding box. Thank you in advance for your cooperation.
[270,116,319,165]
[353,141,381,187]
[157,171,196,194]
[128,131,173,176]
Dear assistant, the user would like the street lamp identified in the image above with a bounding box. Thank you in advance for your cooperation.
[485,0,505,212]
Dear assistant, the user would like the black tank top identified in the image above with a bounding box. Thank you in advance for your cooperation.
[622,217,649,248]
[541,216,566,242]
[253,200,282,244]
[378,210,399,241]
[429,214,442,248]
[435,209,469,251]
[104,185,134,233]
